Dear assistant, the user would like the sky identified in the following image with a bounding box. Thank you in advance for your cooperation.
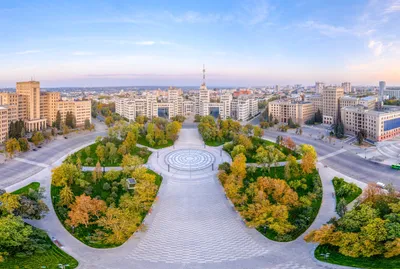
[0,0,399,87]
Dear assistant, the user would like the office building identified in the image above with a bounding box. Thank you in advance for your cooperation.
[315,82,325,94]
[322,87,344,125]
[268,100,314,125]
[384,88,400,99]
[342,105,400,141]
[342,82,351,93]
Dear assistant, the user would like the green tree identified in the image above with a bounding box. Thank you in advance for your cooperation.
[18,138,30,152]
[51,163,80,187]
[5,138,21,158]
[31,131,44,146]
[231,145,246,158]
[84,118,91,130]
[96,144,106,163]
[255,145,285,174]
[55,110,62,129]
[59,185,74,206]
[357,129,367,145]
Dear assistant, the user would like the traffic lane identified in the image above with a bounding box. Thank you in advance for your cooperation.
[0,161,42,189]
[22,131,106,164]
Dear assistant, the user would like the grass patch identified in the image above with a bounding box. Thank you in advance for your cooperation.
[315,244,400,269]
[137,136,173,149]
[332,177,362,210]
[205,140,227,147]
[0,227,78,269]
[245,167,322,242]
[12,182,40,195]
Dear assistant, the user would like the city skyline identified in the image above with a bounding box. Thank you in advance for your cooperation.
[0,0,400,87]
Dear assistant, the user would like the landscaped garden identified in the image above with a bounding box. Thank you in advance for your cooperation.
[0,183,78,268]
[332,177,362,216]
[52,155,162,248]
[218,143,322,242]
[306,183,400,268]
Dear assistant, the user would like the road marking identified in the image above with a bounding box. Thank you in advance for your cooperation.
[318,148,347,161]
[14,158,49,168]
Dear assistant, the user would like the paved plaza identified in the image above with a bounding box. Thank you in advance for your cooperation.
[3,127,366,269]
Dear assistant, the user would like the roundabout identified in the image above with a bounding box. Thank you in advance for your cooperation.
[165,149,215,171]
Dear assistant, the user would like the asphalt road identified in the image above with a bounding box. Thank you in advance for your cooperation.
[264,129,400,189]
[0,119,107,189]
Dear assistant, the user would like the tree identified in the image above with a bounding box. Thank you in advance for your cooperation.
[96,207,140,244]
[357,129,367,145]
[276,135,283,145]
[135,115,149,124]
[166,121,181,142]
[62,123,70,135]
[55,111,62,129]
[14,189,49,220]
[0,193,20,214]
[301,151,317,174]
[92,162,102,182]
[231,145,247,158]
[284,155,300,180]
[5,138,21,158]
[0,215,33,260]
[51,163,80,187]
[104,170,121,181]
[230,153,247,182]
[121,154,143,175]
[253,126,264,138]
[105,116,114,127]
[234,134,253,151]
[17,138,29,152]
[66,194,107,227]
[122,131,137,153]
[31,131,44,146]
[282,137,296,150]
[315,109,323,123]
[255,145,285,174]
[84,118,91,130]
[334,101,345,138]
[59,185,74,206]
[287,117,296,128]
[96,144,106,163]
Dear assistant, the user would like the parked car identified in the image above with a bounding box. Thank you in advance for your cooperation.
[33,148,37,151]
[64,136,68,139]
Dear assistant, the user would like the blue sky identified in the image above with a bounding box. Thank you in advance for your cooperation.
[0,0,399,87]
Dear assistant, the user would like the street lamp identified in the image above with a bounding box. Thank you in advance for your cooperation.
[320,253,330,261]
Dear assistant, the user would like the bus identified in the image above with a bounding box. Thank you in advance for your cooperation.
[392,164,400,170]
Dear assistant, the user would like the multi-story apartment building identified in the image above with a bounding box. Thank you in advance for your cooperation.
[116,80,259,122]
[342,105,400,141]
[384,88,400,99]
[0,81,91,143]
[0,106,8,143]
[315,82,325,94]
[268,100,314,125]
[342,82,351,93]
[322,87,344,125]
[305,94,323,115]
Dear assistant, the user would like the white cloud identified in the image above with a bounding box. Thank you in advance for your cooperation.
[300,21,352,37]
[169,11,233,24]
[72,51,94,56]
[134,41,156,46]
[384,1,400,14]
[368,40,395,56]
[16,50,40,55]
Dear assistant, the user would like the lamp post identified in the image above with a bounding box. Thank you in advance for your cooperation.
[320,253,330,261]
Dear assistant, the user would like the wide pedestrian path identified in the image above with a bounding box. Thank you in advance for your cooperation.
[4,128,365,269]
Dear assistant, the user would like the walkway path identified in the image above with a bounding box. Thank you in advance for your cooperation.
[4,128,368,269]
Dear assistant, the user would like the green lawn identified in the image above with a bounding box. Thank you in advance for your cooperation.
[68,142,152,166]
[205,140,227,147]
[332,177,362,209]
[0,228,78,269]
[245,167,322,242]
[51,169,162,248]
[12,182,40,195]
[315,245,400,269]
[137,136,173,149]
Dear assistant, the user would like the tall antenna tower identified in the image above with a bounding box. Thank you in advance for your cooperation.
[202,64,206,85]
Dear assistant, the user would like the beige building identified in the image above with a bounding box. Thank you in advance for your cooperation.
[0,81,91,143]
[322,87,344,125]
[0,106,8,143]
[268,100,314,125]
[342,105,400,141]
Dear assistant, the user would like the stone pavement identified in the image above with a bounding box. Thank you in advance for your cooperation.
[3,127,365,269]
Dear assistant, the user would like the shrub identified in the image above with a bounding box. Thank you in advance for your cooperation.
[103,183,111,191]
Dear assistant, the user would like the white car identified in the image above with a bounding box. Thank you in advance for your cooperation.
[376,182,386,188]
